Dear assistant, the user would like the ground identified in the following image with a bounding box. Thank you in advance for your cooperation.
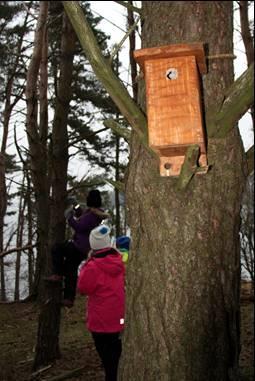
[0,297,104,381]
[0,283,253,381]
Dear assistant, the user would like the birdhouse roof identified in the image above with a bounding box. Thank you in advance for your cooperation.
[134,43,207,75]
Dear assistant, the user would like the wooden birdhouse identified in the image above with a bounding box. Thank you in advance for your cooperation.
[134,43,208,176]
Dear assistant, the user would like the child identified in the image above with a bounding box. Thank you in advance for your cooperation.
[78,225,125,381]
[116,235,130,264]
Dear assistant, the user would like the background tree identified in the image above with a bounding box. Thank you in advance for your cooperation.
[0,1,30,301]
[63,1,254,380]
[31,1,122,369]
[240,172,254,283]
[25,0,50,301]
[238,0,254,286]
[239,0,254,126]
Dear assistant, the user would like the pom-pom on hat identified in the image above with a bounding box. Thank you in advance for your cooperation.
[116,236,130,251]
[89,224,111,251]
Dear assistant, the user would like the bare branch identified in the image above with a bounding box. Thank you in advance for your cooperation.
[62,1,147,144]
[103,119,131,142]
[114,0,143,16]
[176,145,200,191]
[104,178,125,192]
[0,244,37,259]
[110,16,140,63]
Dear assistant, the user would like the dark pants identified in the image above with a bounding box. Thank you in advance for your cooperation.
[92,332,122,381]
[51,240,86,301]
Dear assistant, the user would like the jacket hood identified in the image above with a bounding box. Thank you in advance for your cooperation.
[92,248,123,276]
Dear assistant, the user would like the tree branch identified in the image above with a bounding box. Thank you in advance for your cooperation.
[110,15,140,63]
[176,145,200,190]
[239,1,254,66]
[0,244,37,258]
[103,119,131,142]
[207,63,254,138]
[62,1,147,145]
[104,178,125,192]
[113,1,143,16]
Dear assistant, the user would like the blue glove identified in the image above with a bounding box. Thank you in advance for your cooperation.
[64,206,74,220]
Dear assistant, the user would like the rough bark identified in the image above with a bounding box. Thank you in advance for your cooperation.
[33,281,62,370]
[119,2,246,381]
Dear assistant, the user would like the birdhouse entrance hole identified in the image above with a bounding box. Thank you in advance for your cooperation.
[134,43,208,177]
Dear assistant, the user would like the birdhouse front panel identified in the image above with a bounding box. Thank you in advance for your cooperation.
[145,56,205,153]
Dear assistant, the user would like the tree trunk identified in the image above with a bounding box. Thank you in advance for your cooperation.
[0,10,28,302]
[119,2,246,381]
[239,1,254,67]
[127,1,138,102]
[115,134,121,237]
[0,153,7,301]
[239,0,254,127]
[14,180,26,301]
[33,9,76,371]
[33,281,62,370]
[25,1,50,300]
[26,169,35,296]
[50,11,76,247]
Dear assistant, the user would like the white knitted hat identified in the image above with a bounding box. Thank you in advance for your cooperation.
[89,225,111,251]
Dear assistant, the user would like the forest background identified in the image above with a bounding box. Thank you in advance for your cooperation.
[1,0,132,301]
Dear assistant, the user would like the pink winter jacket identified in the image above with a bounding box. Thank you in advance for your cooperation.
[77,247,125,333]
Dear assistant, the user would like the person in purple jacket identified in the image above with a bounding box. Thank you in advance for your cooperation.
[47,189,109,308]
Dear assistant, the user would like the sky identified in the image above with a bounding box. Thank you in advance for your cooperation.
[89,1,254,152]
